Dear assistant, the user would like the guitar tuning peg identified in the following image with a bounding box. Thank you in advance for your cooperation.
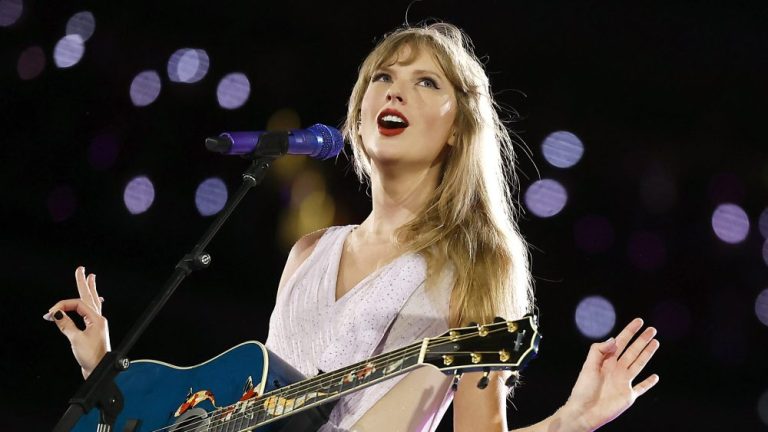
[476,367,491,390]
[505,373,519,388]
[451,371,463,391]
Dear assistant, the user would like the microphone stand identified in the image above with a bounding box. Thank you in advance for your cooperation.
[53,156,276,432]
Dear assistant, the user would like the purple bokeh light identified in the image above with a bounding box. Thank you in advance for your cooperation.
[195,177,228,216]
[575,295,616,339]
[217,72,251,110]
[47,185,77,222]
[0,0,23,27]
[759,208,768,239]
[763,240,768,267]
[88,134,119,170]
[756,289,768,327]
[123,176,155,214]
[541,131,584,168]
[574,215,614,253]
[129,70,161,107]
[167,48,209,83]
[524,179,567,218]
[628,231,667,271]
[17,45,45,80]
[66,11,95,41]
[711,203,750,244]
[650,300,691,341]
[53,35,85,68]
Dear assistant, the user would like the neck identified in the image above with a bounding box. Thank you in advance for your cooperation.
[359,161,442,240]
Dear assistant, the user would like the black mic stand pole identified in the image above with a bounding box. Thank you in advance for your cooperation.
[53,156,276,432]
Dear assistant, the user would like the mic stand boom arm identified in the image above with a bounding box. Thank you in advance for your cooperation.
[53,156,276,432]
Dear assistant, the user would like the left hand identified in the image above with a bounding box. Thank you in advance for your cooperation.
[563,318,660,431]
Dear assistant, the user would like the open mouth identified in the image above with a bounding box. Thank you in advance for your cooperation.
[377,109,409,136]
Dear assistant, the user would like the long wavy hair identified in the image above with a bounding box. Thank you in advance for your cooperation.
[343,22,534,326]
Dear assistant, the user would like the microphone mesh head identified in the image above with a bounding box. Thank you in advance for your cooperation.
[308,124,344,160]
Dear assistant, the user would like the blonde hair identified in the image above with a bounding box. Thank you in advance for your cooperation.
[343,22,534,326]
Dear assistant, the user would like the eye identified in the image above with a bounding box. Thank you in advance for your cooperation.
[371,72,391,83]
[417,77,440,89]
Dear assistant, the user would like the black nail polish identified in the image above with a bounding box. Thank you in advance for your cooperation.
[54,311,64,320]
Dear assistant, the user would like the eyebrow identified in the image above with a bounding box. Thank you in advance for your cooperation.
[377,66,445,80]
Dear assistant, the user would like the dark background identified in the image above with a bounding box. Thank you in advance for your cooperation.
[1,1,767,430]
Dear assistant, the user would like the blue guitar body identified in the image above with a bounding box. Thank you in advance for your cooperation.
[72,341,330,432]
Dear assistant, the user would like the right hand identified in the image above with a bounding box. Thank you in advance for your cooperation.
[45,266,111,379]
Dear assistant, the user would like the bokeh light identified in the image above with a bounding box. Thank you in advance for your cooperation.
[195,177,228,216]
[541,131,584,168]
[524,179,567,218]
[758,208,768,239]
[758,388,768,427]
[167,48,209,83]
[216,72,251,110]
[47,185,77,222]
[278,170,335,250]
[123,176,155,214]
[88,134,119,170]
[575,295,616,339]
[711,203,750,244]
[639,165,678,214]
[628,231,667,271]
[54,35,85,68]
[763,240,768,267]
[574,214,614,253]
[650,300,691,341]
[0,0,23,27]
[17,45,45,80]
[129,70,162,107]
[756,289,768,327]
[65,11,95,41]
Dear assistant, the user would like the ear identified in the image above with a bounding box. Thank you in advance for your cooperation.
[447,130,457,146]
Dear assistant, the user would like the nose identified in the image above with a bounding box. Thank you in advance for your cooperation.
[385,85,405,104]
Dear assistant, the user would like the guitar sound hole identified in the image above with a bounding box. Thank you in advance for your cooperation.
[170,408,211,432]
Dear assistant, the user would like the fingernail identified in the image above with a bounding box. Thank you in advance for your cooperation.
[53,310,64,320]
[605,337,615,344]
[43,312,53,321]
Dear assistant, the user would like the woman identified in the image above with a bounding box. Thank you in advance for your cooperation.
[46,22,660,431]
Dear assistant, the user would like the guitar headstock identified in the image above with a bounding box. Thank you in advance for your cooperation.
[422,315,541,375]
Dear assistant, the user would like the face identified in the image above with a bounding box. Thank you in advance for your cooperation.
[358,45,457,171]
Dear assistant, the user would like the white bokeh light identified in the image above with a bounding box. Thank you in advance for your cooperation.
[66,11,95,41]
[167,48,209,83]
[0,0,23,27]
[53,34,85,68]
[123,176,155,214]
[541,131,584,168]
[129,70,162,107]
[217,72,251,110]
[756,288,768,327]
[195,177,228,216]
[711,203,750,244]
[524,179,568,218]
[575,295,616,339]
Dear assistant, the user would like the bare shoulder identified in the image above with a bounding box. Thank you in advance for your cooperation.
[277,227,331,293]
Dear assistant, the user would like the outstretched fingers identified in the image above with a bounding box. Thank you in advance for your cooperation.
[613,318,644,355]
[632,374,660,398]
[618,326,657,369]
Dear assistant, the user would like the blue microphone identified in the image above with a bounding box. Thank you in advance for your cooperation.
[205,123,343,160]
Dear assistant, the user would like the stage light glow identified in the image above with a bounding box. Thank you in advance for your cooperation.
[524,179,567,218]
[574,214,614,253]
[756,289,768,327]
[763,240,768,267]
[195,177,228,216]
[65,11,95,41]
[167,48,209,83]
[53,34,85,68]
[628,231,666,271]
[650,300,691,341]
[217,72,250,110]
[758,389,768,427]
[575,295,616,340]
[129,70,161,107]
[17,45,45,80]
[711,203,750,244]
[0,0,23,27]
[47,185,76,222]
[123,176,155,214]
[759,208,768,239]
[541,131,584,168]
[639,165,677,214]
[88,134,119,170]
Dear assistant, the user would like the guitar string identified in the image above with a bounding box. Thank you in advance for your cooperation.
[147,325,523,432]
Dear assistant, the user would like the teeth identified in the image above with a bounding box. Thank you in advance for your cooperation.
[381,114,406,124]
